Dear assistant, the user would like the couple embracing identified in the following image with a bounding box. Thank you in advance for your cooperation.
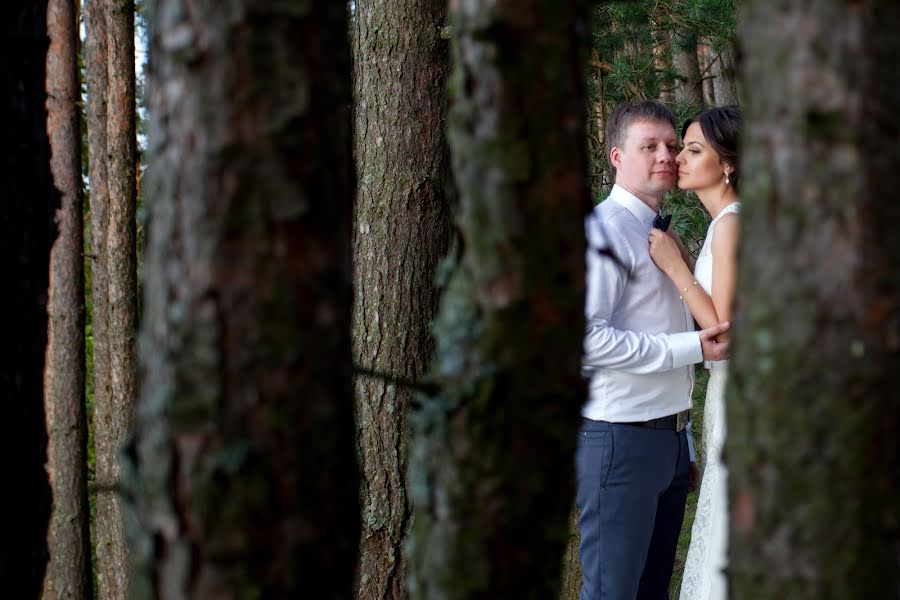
[578,100,742,600]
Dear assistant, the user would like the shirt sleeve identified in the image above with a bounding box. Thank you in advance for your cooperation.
[582,215,702,375]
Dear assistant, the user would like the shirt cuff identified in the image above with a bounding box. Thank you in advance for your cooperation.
[668,331,703,368]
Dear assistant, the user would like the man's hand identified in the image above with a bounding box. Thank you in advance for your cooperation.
[700,321,730,362]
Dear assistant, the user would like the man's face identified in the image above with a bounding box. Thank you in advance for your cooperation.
[610,119,678,203]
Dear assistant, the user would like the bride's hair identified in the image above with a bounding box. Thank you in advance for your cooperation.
[681,106,742,191]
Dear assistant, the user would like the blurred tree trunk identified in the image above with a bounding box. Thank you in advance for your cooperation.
[43,0,93,598]
[731,1,900,597]
[673,31,704,108]
[352,1,452,598]
[651,19,674,104]
[407,1,591,597]
[710,45,737,105]
[126,1,359,597]
[94,0,137,596]
[698,43,716,107]
[0,0,56,594]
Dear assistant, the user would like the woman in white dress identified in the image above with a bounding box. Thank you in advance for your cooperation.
[648,105,742,600]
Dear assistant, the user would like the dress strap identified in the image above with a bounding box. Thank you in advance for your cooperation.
[712,201,741,224]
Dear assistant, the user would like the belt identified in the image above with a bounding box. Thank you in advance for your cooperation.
[624,409,689,432]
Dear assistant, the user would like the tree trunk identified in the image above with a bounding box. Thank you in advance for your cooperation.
[407,2,591,597]
[698,43,716,107]
[352,1,452,598]
[83,1,112,593]
[731,1,900,597]
[0,0,56,593]
[710,45,737,105]
[94,0,137,597]
[673,31,704,108]
[652,19,674,104]
[558,508,582,600]
[125,2,359,597]
[43,0,93,598]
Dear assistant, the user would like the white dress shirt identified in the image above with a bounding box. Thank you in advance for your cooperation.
[582,185,703,422]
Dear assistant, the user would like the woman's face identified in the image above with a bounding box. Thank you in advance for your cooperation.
[676,122,731,191]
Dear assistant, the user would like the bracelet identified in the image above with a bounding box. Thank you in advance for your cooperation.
[679,280,700,300]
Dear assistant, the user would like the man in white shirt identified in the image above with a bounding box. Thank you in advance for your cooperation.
[577,100,730,600]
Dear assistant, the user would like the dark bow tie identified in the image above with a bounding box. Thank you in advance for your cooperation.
[653,214,672,232]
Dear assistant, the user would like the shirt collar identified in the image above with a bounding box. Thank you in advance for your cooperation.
[608,184,661,230]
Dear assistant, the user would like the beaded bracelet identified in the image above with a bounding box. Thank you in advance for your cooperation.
[680,280,700,300]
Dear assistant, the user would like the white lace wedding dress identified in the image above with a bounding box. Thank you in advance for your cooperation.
[679,202,740,600]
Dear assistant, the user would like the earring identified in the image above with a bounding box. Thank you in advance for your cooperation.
[725,171,731,186]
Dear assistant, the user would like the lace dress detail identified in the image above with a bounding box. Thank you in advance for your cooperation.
[679,202,740,600]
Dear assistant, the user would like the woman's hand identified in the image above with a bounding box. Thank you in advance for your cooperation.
[648,228,684,275]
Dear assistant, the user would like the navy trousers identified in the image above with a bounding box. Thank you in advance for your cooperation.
[576,418,690,600]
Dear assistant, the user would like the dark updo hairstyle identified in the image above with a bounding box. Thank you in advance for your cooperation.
[681,105,742,191]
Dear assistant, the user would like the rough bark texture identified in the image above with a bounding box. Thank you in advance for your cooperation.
[352,1,452,598]
[126,2,359,597]
[407,2,591,597]
[730,1,900,597]
[673,32,704,108]
[0,0,56,594]
[83,1,112,592]
[558,509,582,600]
[94,1,137,597]
[43,0,93,598]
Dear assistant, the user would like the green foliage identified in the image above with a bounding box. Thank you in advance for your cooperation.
[587,0,737,247]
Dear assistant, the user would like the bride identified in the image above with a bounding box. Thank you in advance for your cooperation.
[648,106,742,600]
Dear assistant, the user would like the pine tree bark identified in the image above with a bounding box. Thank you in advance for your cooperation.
[710,45,737,105]
[0,0,56,594]
[673,31,704,108]
[731,1,900,597]
[125,2,359,597]
[43,0,93,597]
[407,2,591,597]
[94,1,137,597]
[698,43,716,107]
[83,2,113,594]
[352,1,452,598]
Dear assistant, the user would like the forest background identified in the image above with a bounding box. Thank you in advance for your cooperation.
[3,0,899,599]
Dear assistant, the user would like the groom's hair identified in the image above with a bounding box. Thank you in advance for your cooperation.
[605,100,676,173]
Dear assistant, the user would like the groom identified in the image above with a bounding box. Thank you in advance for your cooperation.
[577,100,730,600]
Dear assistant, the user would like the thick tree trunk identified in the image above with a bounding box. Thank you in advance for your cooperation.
[352,1,452,598]
[673,32,704,108]
[710,45,738,106]
[126,2,359,597]
[43,0,93,598]
[0,0,56,593]
[407,2,591,597]
[731,1,900,597]
[94,1,137,597]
